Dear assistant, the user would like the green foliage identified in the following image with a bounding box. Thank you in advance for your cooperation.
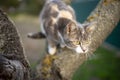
[0,0,44,15]
[24,0,44,15]
[73,47,120,80]
[0,0,20,9]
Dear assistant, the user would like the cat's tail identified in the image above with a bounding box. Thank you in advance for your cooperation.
[27,32,46,39]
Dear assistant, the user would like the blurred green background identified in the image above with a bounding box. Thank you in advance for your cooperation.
[0,0,120,80]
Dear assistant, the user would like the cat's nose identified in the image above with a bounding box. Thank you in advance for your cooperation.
[82,47,87,52]
[83,49,86,52]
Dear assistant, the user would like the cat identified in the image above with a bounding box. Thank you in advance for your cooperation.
[28,0,95,55]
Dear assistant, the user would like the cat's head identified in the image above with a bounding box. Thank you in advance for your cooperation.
[63,21,95,53]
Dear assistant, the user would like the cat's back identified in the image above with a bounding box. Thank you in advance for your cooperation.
[45,0,67,10]
[41,0,74,20]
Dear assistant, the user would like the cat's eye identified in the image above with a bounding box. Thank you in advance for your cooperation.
[73,41,80,45]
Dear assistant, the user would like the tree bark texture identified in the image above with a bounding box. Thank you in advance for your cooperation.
[0,9,30,80]
[36,0,120,80]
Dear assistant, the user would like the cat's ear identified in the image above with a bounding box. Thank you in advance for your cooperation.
[65,21,77,34]
[83,22,96,33]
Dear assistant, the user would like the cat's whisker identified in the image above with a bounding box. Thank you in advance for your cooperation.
[85,52,97,60]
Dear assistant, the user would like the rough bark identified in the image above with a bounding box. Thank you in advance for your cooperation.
[36,0,120,80]
[0,9,30,80]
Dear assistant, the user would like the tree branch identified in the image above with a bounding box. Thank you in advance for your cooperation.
[0,9,30,80]
[36,0,120,80]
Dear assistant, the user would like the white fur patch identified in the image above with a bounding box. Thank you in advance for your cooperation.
[75,46,84,53]
[48,45,56,55]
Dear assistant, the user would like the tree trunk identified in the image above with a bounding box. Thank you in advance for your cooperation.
[0,9,30,80]
[36,0,120,80]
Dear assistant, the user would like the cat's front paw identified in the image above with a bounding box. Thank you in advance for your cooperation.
[48,46,57,55]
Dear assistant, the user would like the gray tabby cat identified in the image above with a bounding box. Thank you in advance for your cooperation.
[28,0,95,55]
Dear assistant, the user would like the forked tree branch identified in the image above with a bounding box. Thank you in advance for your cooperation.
[37,0,120,80]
